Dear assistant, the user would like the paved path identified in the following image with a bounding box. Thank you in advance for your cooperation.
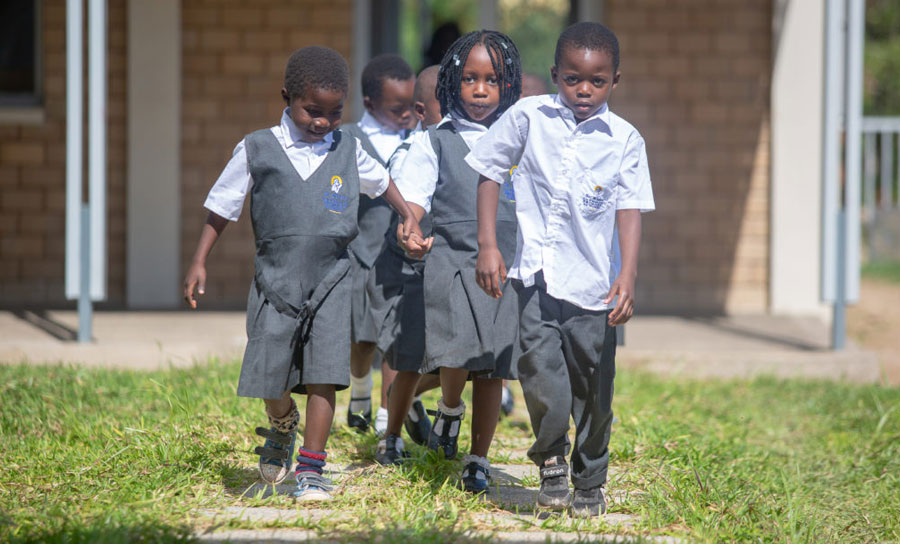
[0,310,881,383]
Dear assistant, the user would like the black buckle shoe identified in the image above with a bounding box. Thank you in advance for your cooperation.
[427,408,463,460]
[347,396,372,432]
[461,460,491,494]
[404,399,432,446]
[571,485,607,517]
[374,434,407,466]
[537,456,571,509]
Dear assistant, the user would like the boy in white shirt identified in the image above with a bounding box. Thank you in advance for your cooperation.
[468,23,654,517]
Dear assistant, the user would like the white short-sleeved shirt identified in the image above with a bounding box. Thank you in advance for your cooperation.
[357,110,409,164]
[394,115,488,213]
[203,109,391,222]
[465,94,655,311]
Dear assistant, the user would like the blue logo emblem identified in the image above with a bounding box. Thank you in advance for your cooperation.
[581,185,606,211]
[503,166,517,202]
[322,175,349,213]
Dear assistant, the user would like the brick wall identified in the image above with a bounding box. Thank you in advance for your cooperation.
[0,0,127,307]
[605,0,771,313]
[180,0,354,308]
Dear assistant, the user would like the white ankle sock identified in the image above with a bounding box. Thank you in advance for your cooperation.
[349,372,372,413]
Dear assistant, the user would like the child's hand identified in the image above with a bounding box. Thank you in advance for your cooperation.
[604,275,635,326]
[183,262,207,309]
[398,220,433,258]
[476,247,506,298]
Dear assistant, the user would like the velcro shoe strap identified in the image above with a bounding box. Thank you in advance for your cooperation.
[540,464,568,479]
[254,446,290,460]
[255,427,293,446]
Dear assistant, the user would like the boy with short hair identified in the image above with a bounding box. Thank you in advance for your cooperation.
[182,46,427,501]
[469,23,655,516]
[342,54,417,436]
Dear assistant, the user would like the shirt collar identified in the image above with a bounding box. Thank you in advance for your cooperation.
[280,108,333,149]
[359,110,406,137]
[549,94,611,130]
[438,114,490,134]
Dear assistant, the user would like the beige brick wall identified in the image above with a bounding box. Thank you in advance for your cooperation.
[0,0,127,307]
[606,0,771,313]
[180,0,354,308]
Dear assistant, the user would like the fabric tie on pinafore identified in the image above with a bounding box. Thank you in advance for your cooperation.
[341,123,408,344]
[237,129,359,399]
[421,122,519,377]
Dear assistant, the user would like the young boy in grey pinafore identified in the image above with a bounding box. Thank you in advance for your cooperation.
[341,54,416,436]
[182,46,427,502]
[392,30,523,494]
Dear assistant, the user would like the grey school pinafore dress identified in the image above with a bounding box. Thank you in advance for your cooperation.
[420,122,519,378]
[341,123,403,345]
[237,128,359,399]
[366,141,434,372]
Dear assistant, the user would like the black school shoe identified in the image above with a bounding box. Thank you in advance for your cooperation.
[427,407,463,460]
[537,456,571,509]
[347,397,372,432]
[374,434,407,466]
[404,398,432,446]
[461,459,491,494]
[570,486,607,518]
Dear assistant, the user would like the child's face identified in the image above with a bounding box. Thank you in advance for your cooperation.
[364,77,416,131]
[551,46,619,122]
[459,44,501,125]
[282,86,346,144]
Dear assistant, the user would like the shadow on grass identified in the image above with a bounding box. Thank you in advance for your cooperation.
[6,522,195,544]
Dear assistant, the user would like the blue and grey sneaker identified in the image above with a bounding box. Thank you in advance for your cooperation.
[294,472,333,502]
[254,426,296,485]
[427,398,465,460]
[461,455,492,494]
[404,398,432,446]
[500,383,514,417]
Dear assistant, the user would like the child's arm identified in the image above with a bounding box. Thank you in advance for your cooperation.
[475,175,505,298]
[183,212,229,309]
[604,209,641,325]
[380,178,433,258]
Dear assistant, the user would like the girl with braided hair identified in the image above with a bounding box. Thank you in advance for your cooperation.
[386,30,522,493]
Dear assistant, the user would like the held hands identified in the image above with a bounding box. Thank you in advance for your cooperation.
[604,274,635,326]
[397,219,433,259]
[475,246,507,298]
[183,261,207,309]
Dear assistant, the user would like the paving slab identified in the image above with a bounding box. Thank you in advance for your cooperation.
[0,310,880,383]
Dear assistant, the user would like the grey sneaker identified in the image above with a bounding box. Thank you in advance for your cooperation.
[537,456,570,509]
[294,472,333,502]
[253,426,296,485]
[571,486,607,517]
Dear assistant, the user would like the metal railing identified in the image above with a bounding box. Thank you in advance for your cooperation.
[861,117,900,260]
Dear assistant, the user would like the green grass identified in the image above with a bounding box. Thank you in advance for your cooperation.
[862,260,900,283]
[1,361,898,543]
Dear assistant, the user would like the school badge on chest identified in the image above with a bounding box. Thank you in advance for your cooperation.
[503,166,517,202]
[322,175,350,213]
[581,185,606,212]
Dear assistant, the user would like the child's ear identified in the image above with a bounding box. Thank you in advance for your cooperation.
[550,66,558,86]
[612,72,620,88]
[281,88,290,105]
[414,101,426,123]
[363,96,374,112]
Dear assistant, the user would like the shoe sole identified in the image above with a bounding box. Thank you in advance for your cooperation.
[537,496,571,510]
[295,490,332,502]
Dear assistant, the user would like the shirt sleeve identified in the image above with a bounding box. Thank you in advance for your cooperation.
[394,130,439,213]
[465,104,527,184]
[616,132,655,212]
[203,139,251,222]
[355,137,391,198]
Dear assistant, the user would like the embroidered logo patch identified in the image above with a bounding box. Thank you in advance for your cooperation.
[503,166,517,202]
[581,184,606,212]
[322,175,349,213]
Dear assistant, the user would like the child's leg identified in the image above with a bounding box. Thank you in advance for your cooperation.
[469,376,502,458]
[263,390,294,419]
[385,370,420,437]
[348,341,376,430]
[302,384,336,452]
[427,367,468,459]
[376,359,398,434]
[415,373,441,396]
[438,367,468,408]
[257,391,299,484]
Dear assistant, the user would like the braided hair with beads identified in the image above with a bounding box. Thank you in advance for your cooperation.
[435,30,522,121]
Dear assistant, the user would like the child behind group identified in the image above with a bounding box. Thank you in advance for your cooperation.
[367,65,443,462]
[342,54,417,436]
[393,30,522,493]
[182,46,427,502]
[470,23,655,517]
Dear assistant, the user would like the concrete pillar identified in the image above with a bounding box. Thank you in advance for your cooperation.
[770,0,828,316]
[126,0,181,308]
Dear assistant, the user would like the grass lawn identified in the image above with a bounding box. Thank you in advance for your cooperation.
[1,360,898,543]
[862,260,900,284]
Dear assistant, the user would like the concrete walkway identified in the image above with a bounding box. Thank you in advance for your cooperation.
[0,310,881,383]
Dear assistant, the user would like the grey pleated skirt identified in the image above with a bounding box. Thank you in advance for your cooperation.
[349,251,379,344]
[237,276,352,399]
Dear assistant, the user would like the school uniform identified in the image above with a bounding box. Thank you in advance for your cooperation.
[365,126,433,372]
[465,95,655,490]
[203,109,390,399]
[341,112,410,345]
[396,115,518,379]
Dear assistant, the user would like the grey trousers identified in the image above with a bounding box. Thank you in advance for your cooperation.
[514,273,616,490]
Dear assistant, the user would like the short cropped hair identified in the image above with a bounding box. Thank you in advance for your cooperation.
[555,22,620,72]
[283,46,349,100]
[414,65,440,103]
[361,54,414,102]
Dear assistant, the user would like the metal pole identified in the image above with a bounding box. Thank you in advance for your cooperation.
[844,0,864,304]
[833,209,846,349]
[65,0,83,301]
[78,204,93,342]
[88,0,107,301]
